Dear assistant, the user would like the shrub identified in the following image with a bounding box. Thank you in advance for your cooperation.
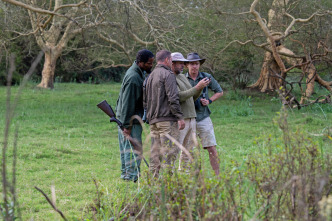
[85,107,331,220]
[247,108,331,220]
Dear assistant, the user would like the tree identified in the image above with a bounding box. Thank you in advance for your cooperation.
[248,0,331,106]
[2,0,190,88]
[166,0,262,83]
[0,2,41,85]
[1,0,106,88]
[210,0,331,106]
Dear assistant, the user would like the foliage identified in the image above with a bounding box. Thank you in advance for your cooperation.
[247,108,331,220]
[221,47,256,89]
[85,107,331,220]
[0,1,41,85]
[0,82,331,220]
[1,0,331,89]
[0,39,40,86]
[0,195,19,220]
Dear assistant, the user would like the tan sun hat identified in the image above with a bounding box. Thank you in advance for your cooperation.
[171,52,188,62]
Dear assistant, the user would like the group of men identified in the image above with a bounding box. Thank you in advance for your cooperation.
[115,49,223,182]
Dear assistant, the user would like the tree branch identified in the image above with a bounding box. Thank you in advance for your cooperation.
[3,0,64,17]
[284,11,327,37]
[250,0,287,76]
[35,186,67,221]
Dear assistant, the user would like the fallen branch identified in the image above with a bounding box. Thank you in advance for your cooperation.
[35,186,67,221]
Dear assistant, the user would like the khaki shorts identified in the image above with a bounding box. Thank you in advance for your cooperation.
[178,118,196,150]
[196,117,217,148]
[178,118,197,169]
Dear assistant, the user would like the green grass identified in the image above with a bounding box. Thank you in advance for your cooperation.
[0,83,331,220]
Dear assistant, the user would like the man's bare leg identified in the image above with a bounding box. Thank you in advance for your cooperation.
[205,146,220,176]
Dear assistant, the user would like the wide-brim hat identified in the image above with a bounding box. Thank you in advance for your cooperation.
[185,52,206,65]
[171,52,188,62]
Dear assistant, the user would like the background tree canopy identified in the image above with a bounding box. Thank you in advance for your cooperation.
[0,0,331,97]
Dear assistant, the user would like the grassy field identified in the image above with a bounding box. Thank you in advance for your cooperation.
[0,83,331,220]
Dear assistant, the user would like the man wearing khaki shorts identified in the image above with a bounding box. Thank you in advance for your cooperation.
[171,52,210,171]
[185,52,223,176]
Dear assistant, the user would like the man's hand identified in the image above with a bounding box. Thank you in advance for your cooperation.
[123,128,131,138]
[178,119,185,130]
[200,98,210,106]
[195,77,210,90]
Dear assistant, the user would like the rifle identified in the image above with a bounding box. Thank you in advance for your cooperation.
[97,100,149,167]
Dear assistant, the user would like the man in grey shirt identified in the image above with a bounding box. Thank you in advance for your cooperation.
[185,52,223,176]
[144,50,185,177]
[171,52,210,171]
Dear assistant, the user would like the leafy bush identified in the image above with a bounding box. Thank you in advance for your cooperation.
[247,109,331,220]
[221,47,256,90]
[85,107,331,220]
[0,70,22,86]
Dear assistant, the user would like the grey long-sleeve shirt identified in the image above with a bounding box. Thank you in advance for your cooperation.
[144,64,183,124]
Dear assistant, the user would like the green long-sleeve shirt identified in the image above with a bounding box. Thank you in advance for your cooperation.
[176,74,201,119]
[115,61,145,128]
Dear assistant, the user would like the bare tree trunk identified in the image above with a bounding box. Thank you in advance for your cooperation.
[304,64,316,98]
[249,0,289,92]
[37,50,59,89]
[249,0,331,103]
[300,63,332,104]
[249,51,281,92]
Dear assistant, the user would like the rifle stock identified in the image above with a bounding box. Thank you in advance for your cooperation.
[97,99,149,168]
[97,100,124,130]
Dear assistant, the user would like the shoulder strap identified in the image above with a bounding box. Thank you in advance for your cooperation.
[200,72,207,94]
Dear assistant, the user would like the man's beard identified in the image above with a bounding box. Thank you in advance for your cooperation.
[176,68,183,75]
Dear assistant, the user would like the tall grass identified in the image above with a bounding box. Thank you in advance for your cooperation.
[84,107,331,220]
[0,83,331,220]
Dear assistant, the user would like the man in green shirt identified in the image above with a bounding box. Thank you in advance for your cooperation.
[185,52,223,176]
[171,52,210,171]
[115,49,154,182]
